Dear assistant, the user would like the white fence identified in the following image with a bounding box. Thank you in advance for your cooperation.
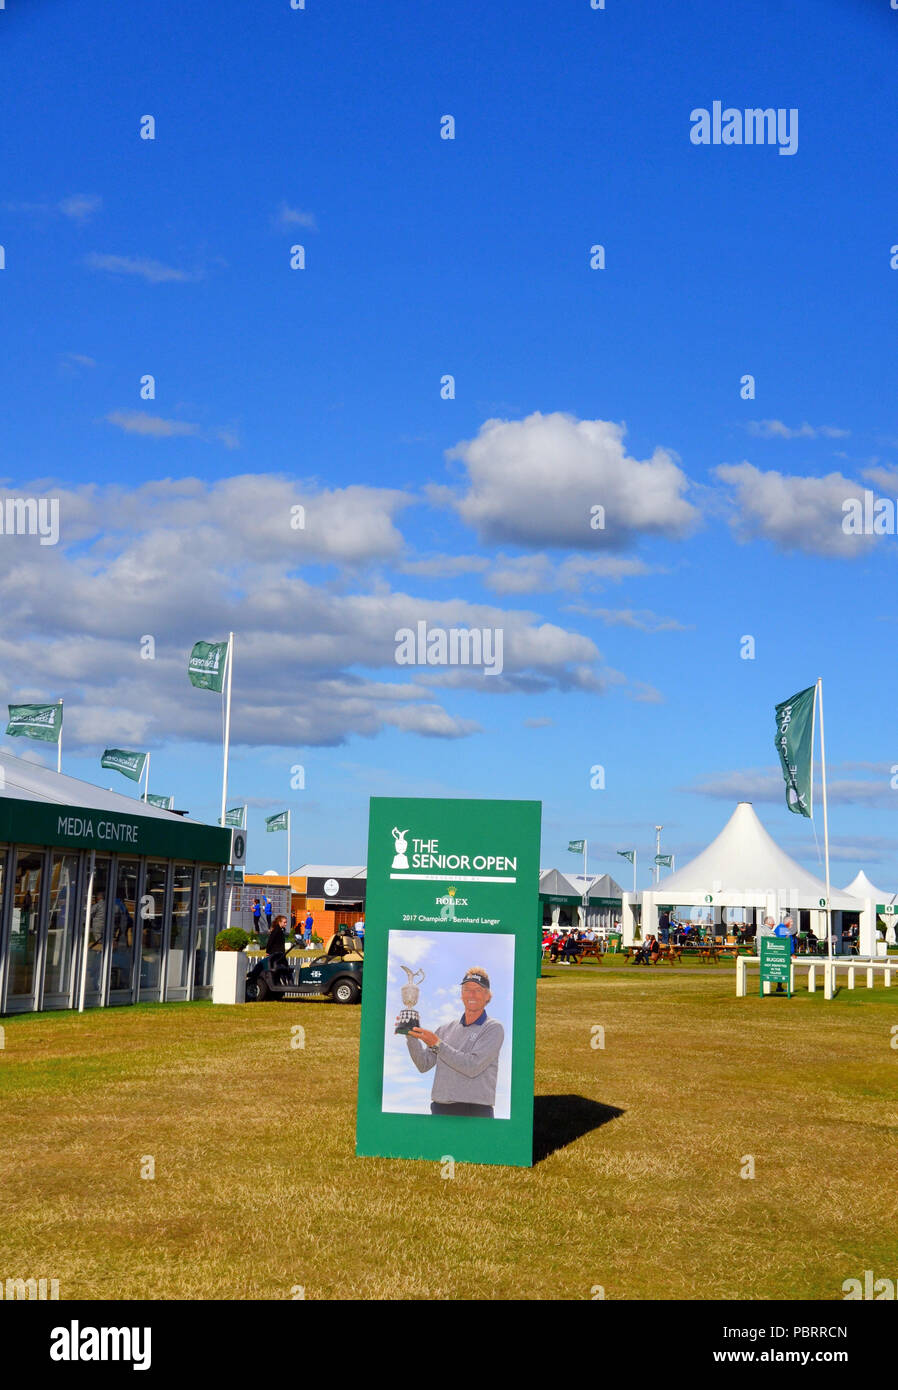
[736,955,895,1000]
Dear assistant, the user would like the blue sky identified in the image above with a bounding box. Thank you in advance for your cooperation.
[2,0,898,886]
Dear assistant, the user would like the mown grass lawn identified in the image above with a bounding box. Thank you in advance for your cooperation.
[1,962,896,1300]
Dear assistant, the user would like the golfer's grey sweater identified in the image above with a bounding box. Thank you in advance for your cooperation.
[406,1012,504,1106]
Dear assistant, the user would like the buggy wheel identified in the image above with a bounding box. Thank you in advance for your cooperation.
[256,976,272,1001]
[332,978,360,1005]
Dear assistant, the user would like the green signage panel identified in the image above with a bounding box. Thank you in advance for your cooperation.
[356,796,541,1168]
[760,936,791,996]
[0,796,231,864]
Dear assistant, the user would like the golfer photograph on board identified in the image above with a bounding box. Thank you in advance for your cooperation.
[403,968,505,1118]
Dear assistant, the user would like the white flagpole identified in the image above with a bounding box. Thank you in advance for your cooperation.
[57,697,63,774]
[633,851,637,896]
[220,633,234,825]
[143,752,150,803]
[817,677,833,961]
[78,850,96,1013]
[287,809,291,881]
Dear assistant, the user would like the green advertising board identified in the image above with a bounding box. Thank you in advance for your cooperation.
[356,796,541,1168]
[759,935,792,996]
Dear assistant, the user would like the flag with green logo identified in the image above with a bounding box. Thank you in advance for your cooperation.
[266,811,288,832]
[145,793,174,810]
[188,639,229,692]
[617,850,635,864]
[774,685,815,818]
[223,805,247,829]
[6,703,62,743]
[654,854,673,869]
[101,748,147,782]
[568,839,585,853]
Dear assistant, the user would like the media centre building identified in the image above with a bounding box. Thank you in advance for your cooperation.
[0,751,236,1014]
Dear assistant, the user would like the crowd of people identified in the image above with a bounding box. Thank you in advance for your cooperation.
[542,926,600,963]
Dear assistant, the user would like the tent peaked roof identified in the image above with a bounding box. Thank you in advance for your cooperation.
[654,802,837,898]
[843,870,897,904]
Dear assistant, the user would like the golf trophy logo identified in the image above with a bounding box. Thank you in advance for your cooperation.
[395,965,425,1034]
[391,826,410,870]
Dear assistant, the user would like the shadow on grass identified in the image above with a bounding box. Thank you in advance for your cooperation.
[532,1094,624,1164]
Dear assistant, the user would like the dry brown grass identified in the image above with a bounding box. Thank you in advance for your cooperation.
[1,963,896,1300]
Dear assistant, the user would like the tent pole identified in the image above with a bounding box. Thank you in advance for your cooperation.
[57,697,63,774]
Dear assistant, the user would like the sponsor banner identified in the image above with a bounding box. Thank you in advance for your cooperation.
[100,748,147,782]
[6,703,62,743]
[356,796,541,1168]
[188,640,228,692]
[774,685,815,818]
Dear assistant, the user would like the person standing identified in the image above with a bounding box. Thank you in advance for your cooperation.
[303,910,314,948]
[266,914,288,976]
[405,968,505,1117]
[263,894,273,931]
[252,898,262,935]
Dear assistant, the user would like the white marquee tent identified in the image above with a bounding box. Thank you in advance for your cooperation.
[622,802,875,953]
[843,870,898,944]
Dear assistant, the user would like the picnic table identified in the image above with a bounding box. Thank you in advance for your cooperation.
[624,944,682,965]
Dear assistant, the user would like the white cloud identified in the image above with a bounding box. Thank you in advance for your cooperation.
[745,420,849,440]
[58,194,102,223]
[105,412,239,449]
[274,202,317,229]
[105,411,201,440]
[567,605,689,633]
[441,412,699,548]
[715,462,876,557]
[399,554,490,578]
[0,476,628,752]
[84,253,199,283]
[687,767,898,808]
[486,553,652,595]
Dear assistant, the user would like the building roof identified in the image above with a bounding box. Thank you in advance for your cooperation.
[0,749,184,820]
[295,865,366,879]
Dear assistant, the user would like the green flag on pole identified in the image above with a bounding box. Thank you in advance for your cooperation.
[568,839,585,853]
[145,793,174,810]
[188,639,229,692]
[100,748,147,782]
[6,703,62,743]
[266,811,288,832]
[774,685,815,818]
[654,854,673,869]
[617,850,635,864]
[223,806,247,829]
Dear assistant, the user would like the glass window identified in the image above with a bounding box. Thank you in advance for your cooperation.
[43,852,80,997]
[140,862,168,992]
[81,858,111,1000]
[8,849,44,999]
[167,864,194,991]
[109,859,139,994]
[194,867,219,988]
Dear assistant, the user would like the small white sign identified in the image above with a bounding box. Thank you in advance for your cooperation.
[324,878,339,896]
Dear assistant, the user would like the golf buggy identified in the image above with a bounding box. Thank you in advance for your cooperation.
[245,932,364,1004]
